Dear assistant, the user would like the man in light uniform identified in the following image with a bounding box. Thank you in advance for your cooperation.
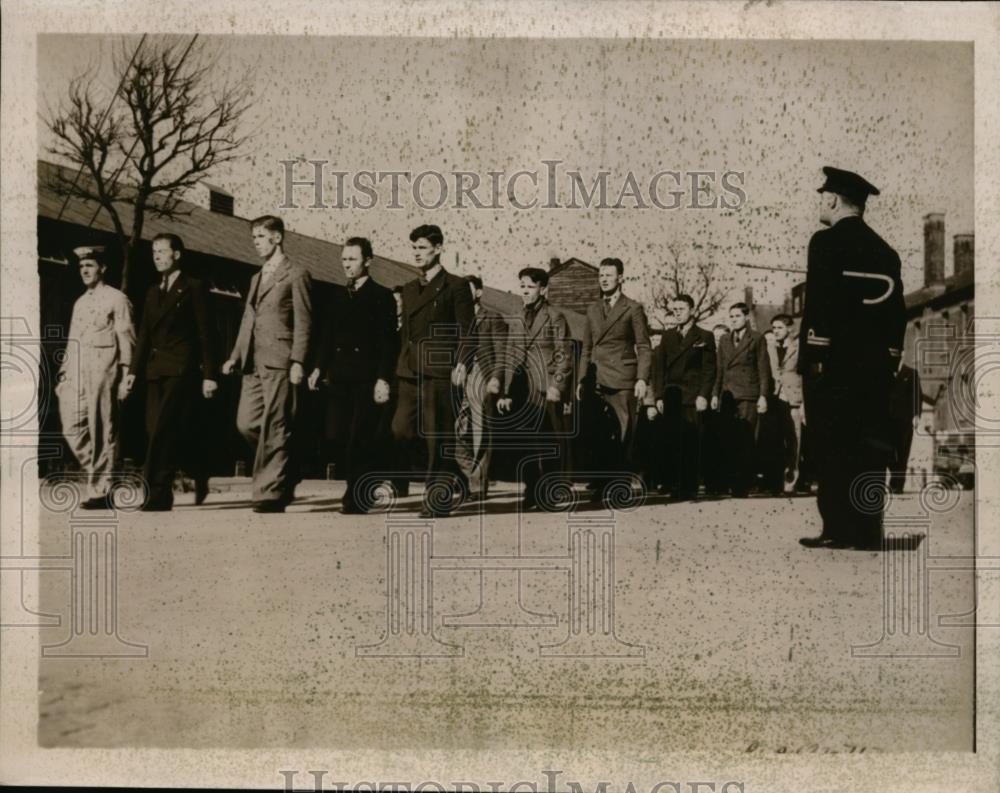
[57,245,135,509]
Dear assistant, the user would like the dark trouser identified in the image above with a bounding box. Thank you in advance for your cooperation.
[517,393,567,503]
[760,397,803,493]
[804,369,893,546]
[662,402,702,497]
[327,380,380,508]
[722,395,759,496]
[236,367,299,504]
[391,376,467,509]
[143,372,203,507]
[888,420,915,494]
[598,386,638,473]
[700,409,727,494]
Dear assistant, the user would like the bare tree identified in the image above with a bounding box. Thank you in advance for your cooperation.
[646,243,727,330]
[45,36,254,294]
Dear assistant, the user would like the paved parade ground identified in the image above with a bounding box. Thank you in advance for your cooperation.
[36,480,975,753]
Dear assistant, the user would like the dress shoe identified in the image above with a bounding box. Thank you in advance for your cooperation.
[80,495,112,510]
[141,501,173,512]
[519,497,541,513]
[340,502,369,515]
[419,506,451,519]
[252,500,285,513]
[799,535,838,548]
[194,478,209,506]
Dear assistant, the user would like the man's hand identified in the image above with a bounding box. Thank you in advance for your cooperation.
[221,359,236,376]
[202,379,218,399]
[307,368,322,391]
[486,376,501,395]
[122,373,136,394]
[646,405,658,421]
[634,379,647,401]
[912,415,920,430]
[289,361,304,386]
[695,395,708,412]
[497,397,513,414]
[546,386,561,403]
[710,395,719,411]
[451,362,467,387]
[374,378,390,404]
[757,395,768,414]
[656,399,664,414]
[116,376,132,402]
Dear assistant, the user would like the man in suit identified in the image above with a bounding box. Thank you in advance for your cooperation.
[700,323,731,495]
[645,294,716,499]
[764,314,804,494]
[454,275,508,501]
[308,237,398,513]
[576,258,651,486]
[496,267,572,512]
[391,224,475,518]
[56,245,135,509]
[798,167,907,550]
[887,360,924,495]
[222,215,312,513]
[711,302,772,497]
[122,233,217,510]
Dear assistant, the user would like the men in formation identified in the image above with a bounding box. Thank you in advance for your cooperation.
[55,166,913,549]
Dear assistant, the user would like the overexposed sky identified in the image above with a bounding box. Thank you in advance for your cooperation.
[38,35,973,309]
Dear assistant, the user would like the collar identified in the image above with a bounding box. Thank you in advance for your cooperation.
[262,250,287,274]
[161,270,181,291]
[524,297,545,315]
[603,289,622,308]
[350,274,369,291]
[421,263,442,283]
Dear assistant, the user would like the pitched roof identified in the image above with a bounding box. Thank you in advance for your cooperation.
[37,159,418,288]
[904,267,974,313]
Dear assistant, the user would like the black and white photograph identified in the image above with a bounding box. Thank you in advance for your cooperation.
[2,2,998,791]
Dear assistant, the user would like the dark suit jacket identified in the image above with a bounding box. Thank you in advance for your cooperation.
[396,267,475,380]
[649,323,716,406]
[230,257,312,372]
[889,363,924,422]
[133,272,216,380]
[714,328,772,402]
[314,277,398,384]
[798,215,906,377]
[502,300,572,398]
[578,294,652,390]
[467,306,508,381]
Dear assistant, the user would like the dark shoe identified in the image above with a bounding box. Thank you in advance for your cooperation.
[392,480,410,497]
[419,506,451,519]
[80,495,112,510]
[141,501,173,512]
[252,500,285,513]
[520,497,541,512]
[194,478,209,506]
[340,502,368,515]
[799,535,837,548]
[853,534,925,552]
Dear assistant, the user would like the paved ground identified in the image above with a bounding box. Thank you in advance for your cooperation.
[36,480,975,752]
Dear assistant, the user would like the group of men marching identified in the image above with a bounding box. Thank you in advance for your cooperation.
[56,166,914,549]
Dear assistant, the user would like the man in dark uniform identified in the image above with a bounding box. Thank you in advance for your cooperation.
[644,294,716,499]
[391,224,474,518]
[123,233,217,511]
[798,167,908,551]
[308,237,398,513]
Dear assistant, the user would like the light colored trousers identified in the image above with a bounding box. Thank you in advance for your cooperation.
[454,362,493,497]
[236,368,299,504]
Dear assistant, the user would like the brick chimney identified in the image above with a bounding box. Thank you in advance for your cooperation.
[923,213,945,286]
[953,233,974,278]
[549,257,561,270]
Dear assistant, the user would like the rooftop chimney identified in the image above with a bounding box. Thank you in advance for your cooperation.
[549,257,561,270]
[953,233,974,278]
[924,213,945,287]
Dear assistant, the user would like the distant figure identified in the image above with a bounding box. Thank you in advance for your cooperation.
[765,314,804,493]
[798,167,907,551]
[309,237,397,514]
[645,294,716,499]
[391,224,474,518]
[57,245,135,509]
[888,360,924,494]
[576,257,651,489]
[496,267,571,512]
[454,275,508,501]
[123,233,217,511]
[222,215,312,513]
[712,302,771,497]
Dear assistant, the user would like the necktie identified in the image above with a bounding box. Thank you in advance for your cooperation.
[160,275,169,296]
[348,279,357,295]
[777,343,786,368]
[419,277,429,290]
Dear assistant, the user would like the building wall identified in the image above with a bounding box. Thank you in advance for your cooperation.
[546,260,599,315]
